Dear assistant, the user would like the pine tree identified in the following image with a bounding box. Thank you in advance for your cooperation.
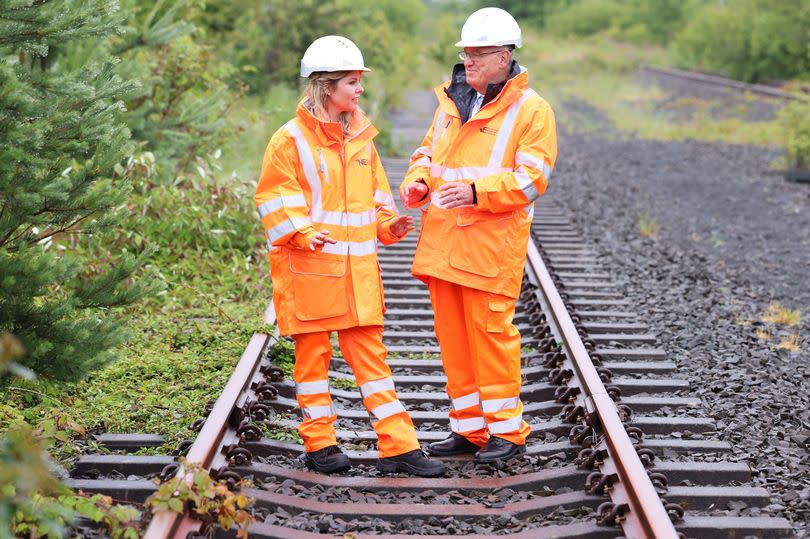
[0,0,159,382]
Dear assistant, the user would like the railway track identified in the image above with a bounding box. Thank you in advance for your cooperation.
[66,158,793,538]
[640,65,809,102]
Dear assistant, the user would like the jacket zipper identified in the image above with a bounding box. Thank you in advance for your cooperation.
[317,148,330,184]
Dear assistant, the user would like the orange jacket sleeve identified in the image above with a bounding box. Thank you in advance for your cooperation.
[254,133,317,250]
[371,143,404,245]
[400,107,441,208]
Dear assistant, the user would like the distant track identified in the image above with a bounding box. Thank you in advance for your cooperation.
[641,65,808,102]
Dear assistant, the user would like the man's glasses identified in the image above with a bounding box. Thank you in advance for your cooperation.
[458,49,508,62]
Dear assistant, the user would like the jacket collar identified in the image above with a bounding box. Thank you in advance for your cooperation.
[295,100,377,147]
[437,61,527,123]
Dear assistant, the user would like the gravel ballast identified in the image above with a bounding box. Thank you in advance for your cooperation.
[548,93,810,537]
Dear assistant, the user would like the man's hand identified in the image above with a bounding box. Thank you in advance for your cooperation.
[389,215,415,238]
[438,182,474,209]
[402,181,429,209]
[309,230,337,251]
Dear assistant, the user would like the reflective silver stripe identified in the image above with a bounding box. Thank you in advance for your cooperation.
[266,215,313,243]
[430,164,511,182]
[451,391,480,411]
[409,156,431,169]
[450,416,486,433]
[411,145,432,158]
[374,189,396,209]
[487,415,523,434]
[481,397,520,414]
[311,207,376,228]
[321,239,378,256]
[370,400,406,421]
[359,377,395,398]
[488,89,536,169]
[296,380,329,395]
[432,109,447,154]
[516,151,553,179]
[301,404,336,420]
[523,204,535,218]
[257,193,308,218]
[284,121,322,209]
[515,170,540,203]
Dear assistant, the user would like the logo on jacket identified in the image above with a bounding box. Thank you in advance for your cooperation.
[355,158,370,166]
[480,127,498,135]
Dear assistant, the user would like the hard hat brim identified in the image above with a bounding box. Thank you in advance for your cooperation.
[300,65,372,78]
[455,39,522,48]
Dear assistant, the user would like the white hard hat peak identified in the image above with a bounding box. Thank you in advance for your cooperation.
[300,35,371,78]
[456,7,522,49]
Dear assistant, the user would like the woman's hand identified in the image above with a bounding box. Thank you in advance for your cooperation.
[390,215,415,238]
[309,230,337,250]
[402,181,429,209]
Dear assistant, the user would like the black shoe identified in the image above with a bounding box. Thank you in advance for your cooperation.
[377,449,446,477]
[305,445,351,474]
[474,436,526,463]
[426,433,480,457]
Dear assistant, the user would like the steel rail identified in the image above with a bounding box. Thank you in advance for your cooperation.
[525,238,679,539]
[641,64,808,101]
[142,315,274,538]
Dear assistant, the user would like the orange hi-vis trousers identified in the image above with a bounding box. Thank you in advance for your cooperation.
[427,277,531,446]
[292,325,421,458]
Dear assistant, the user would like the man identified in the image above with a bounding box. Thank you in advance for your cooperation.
[400,7,557,463]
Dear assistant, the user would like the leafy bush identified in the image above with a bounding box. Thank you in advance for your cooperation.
[545,0,690,45]
[263,0,424,109]
[82,149,262,310]
[673,0,810,82]
[472,0,562,28]
[145,460,253,538]
[545,0,622,38]
[779,100,810,169]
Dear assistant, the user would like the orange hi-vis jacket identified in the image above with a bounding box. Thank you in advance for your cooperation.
[255,102,402,335]
[401,67,557,298]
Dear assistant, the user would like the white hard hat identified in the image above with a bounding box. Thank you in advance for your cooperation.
[455,7,522,49]
[300,35,371,78]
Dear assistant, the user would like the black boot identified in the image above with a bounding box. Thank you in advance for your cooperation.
[426,433,479,457]
[377,449,446,477]
[474,436,526,463]
[305,445,351,474]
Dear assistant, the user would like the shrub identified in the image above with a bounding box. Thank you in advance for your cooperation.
[673,0,810,82]
[545,0,622,38]
[778,100,810,169]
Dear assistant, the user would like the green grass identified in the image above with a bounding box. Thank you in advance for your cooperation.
[636,204,660,237]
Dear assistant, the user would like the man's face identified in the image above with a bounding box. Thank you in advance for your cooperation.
[462,47,510,93]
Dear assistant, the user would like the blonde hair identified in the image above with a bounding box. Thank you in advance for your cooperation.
[304,71,354,136]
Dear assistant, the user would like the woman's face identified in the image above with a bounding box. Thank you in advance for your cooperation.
[327,71,364,114]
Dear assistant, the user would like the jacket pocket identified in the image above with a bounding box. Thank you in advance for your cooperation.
[448,209,516,278]
[289,251,348,320]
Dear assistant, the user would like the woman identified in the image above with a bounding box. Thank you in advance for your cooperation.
[254,36,444,477]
